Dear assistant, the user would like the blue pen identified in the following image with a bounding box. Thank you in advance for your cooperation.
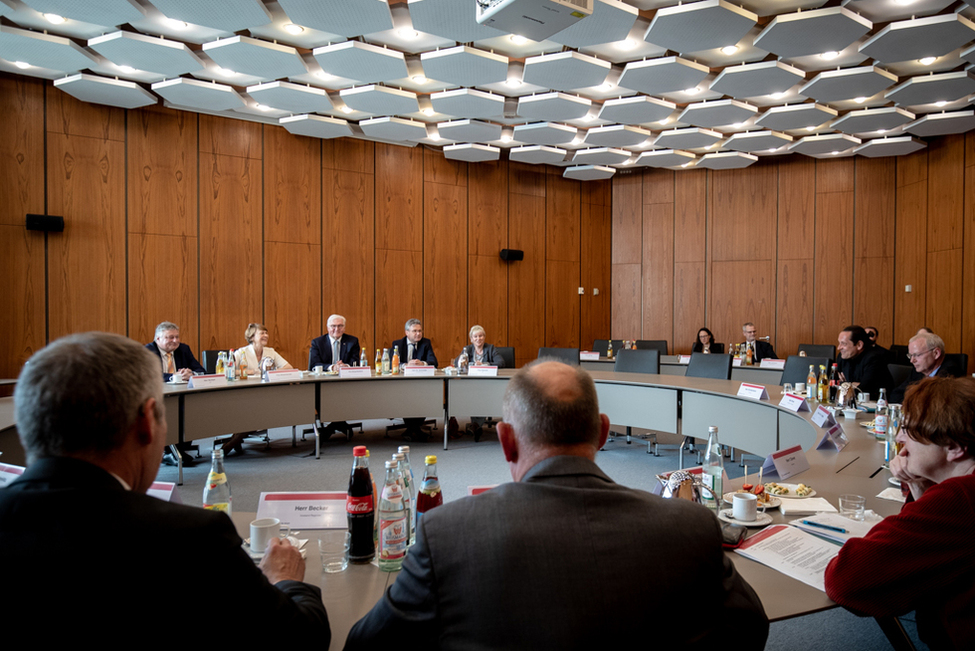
[800,519,847,534]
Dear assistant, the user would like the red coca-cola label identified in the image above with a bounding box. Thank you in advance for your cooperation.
[346,494,374,514]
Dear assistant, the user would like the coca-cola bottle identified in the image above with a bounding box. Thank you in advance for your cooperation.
[347,445,375,563]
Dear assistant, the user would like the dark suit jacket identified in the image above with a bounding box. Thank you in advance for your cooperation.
[890,362,955,403]
[344,456,768,650]
[692,342,726,354]
[838,344,894,398]
[145,341,205,381]
[391,336,438,367]
[0,457,330,642]
[457,343,505,367]
[309,333,361,370]
[739,340,776,363]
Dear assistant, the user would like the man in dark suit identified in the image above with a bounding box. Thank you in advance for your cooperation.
[391,318,438,367]
[740,322,776,363]
[837,325,894,399]
[309,314,361,372]
[1,332,330,642]
[344,360,769,650]
[145,321,205,382]
[891,332,955,402]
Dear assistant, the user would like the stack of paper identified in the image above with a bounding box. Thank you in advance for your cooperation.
[790,513,879,544]
[778,497,837,516]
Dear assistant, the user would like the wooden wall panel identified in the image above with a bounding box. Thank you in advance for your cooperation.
[926,250,963,352]
[264,126,320,245]
[508,192,545,366]
[709,165,776,263]
[375,250,422,352]
[581,202,611,348]
[468,160,507,255]
[200,114,261,159]
[324,169,374,348]
[47,90,124,141]
[127,233,198,350]
[323,138,374,174]
[673,262,705,353]
[199,153,262,351]
[776,259,814,358]
[777,158,815,260]
[710,261,774,345]
[965,144,975,373]
[47,134,126,338]
[612,264,641,339]
[854,257,893,344]
[583,178,611,206]
[424,182,468,357]
[854,158,896,346]
[265,241,321,368]
[375,144,422,252]
[815,158,854,193]
[643,168,674,204]
[468,255,508,347]
[546,173,581,262]
[0,226,45,376]
[927,137,964,250]
[674,170,707,263]
[642,201,674,344]
[894,179,927,343]
[508,162,546,196]
[425,148,467,186]
[612,173,641,264]
[813,190,854,343]
[546,259,581,348]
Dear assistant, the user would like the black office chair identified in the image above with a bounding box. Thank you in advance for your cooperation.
[889,344,909,364]
[781,355,830,388]
[636,339,668,355]
[943,353,969,377]
[797,343,836,359]
[202,350,221,374]
[606,349,661,450]
[888,364,912,391]
[592,339,623,356]
[495,346,515,369]
[538,347,580,365]
[685,352,732,380]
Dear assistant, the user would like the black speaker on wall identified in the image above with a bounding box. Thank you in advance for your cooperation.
[26,214,65,232]
[499,249,524,262]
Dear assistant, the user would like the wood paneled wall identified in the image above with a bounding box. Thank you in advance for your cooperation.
[0,75,610,378]
[612,140,975,374]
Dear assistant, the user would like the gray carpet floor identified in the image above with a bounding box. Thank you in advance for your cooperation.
[157,419,926,651]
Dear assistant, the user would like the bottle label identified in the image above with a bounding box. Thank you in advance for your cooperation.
[875,414,889,434]
[204,502,230,513]
[378,515,408,559]
[347,494,374,514]
[206,471,227,487]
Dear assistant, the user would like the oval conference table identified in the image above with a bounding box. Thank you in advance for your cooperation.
[1,369,903,646]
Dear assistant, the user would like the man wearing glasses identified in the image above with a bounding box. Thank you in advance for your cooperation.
[891,331,955,402]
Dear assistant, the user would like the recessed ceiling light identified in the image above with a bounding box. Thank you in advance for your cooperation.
[256,104,272,111]
[429,132,440,141]
[340,106,353,114]
[43,13,65,24]
[600,82,614,90]
[681,162,692,167]
[820,51,839,61]
[397,27,419,39]
[412,75,427,84]
[315,71,334,80]
[805,126,815,131]
[831,150,839,155]
[583,113,595,121]
[767,148,776,152]
[935,100,948,107]
[422,107,435,116]
[14,61,31,69]
[117,65,136,74]
[894,0,915,5]
[283,23,304,35]
[215,67,236,77]
[501,134,512,143]
[878,129,886,134]
[571,136,583,145]
[165,18,189,30]
[617,39,638,51]
[732,122,744,128]
[721,45,739,56]
[854,96,867,103]
[505,78,522,88]
[660,117,671,124]
[770,92,785,100]
[509,35,528,45]
[709,143,718,149]
[684,87,700,94]
[918,56,937,66]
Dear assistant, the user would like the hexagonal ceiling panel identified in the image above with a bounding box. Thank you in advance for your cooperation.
[150,0,271,33]
[724,130,793,152]
[430,88,505,118]
[444,143,499,162]
[584,124,653,147]
[634,150,697,167]
[277,0,393,37]
[598,95,677,125]
[248,81,331,114]
[618,56,711,96]
[788,132,861,155]
[340,85,419,116]
[279,114,353,139]
[654,127,723,149]
[698,151,758,169]
[645,0,758,53]
[408,0,502,43]
[0,25,97,72]
[549,0,639,49]
[709,61,806,98]
[517,93,592,121]
[853,136,927,157]
[906,110,975,137]
[885,71,975,107]
[799,66,898,103]
[151,77,245,111]
[513,122,579,146]
[753,7,872,58]
[313,41,408,84]
[563,165,616,180]
[437,119,502,142]
[831,107,915,134]
[509,145,568,164]
[679,99,758,128]
[53,73,157,109]
[359,116,428,142]
[419,46,508,88]
[859,13,975,63]
[88,31,204,78]
[203,36,306,81]
[572,148,632,165]
[522,51,612,91]
[756,103,837,130]
[21,0,144,27]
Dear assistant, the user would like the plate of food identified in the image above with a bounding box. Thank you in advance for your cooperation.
[764,482,815,498]
[723,489,782,510]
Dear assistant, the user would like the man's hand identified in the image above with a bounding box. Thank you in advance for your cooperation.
[406,359,426,367]
[177,368,193,381]
[259,537,306,584]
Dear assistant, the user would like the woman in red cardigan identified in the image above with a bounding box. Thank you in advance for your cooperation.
[825,376,975,650]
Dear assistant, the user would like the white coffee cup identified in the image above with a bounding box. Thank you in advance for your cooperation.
[313,365,324,375]
[250,517,290,553]
[795,382,806,394]
[732,493,758,522]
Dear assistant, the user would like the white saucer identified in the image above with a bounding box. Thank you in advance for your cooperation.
[723,492,782,510]
[718,509,773,527]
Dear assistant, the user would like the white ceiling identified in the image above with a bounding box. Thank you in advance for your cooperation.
[4,0,975,174]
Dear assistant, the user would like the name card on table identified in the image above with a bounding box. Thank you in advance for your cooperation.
[403,365,436,376]
[811,405,836,428]
[737,383,769,400]
[678,355,691,364]
[257,491,347,529]
[339,366,372,379]
[0,463,25,487]
[761,444,810,480]
[468,365,498,377]
[759,358,786,370]
[188,374,227,388]
[778,393,810,412]
[579,351,600,361]
[732,357,743,367]
[468,485,498,496]
[817,423,849,451]
[266,369,303,382]
[147,481,182,503]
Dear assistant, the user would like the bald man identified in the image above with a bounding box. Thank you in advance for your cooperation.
[345,360,768,650]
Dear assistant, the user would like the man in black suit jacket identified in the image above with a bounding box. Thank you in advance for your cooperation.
[1,332,330,642]
[309,314,361,371]
[838,325,894,398]
[145,321,205,382]
[891,332,956,402]
[344,360,768,650]
[391,318,438,367]
[740,322,777,362]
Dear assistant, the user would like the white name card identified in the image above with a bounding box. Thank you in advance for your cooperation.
[763,444,810,480]
[678,355,691,364]
[188,374,228,388]
[403,365,436,376]
[147,481,182,503]
[257,491,347,529]
[579,351,600,361]
[468,365,498,377]
[266,369,303,382]
[811,405,836,428]
[339,366,372,378]
[737,383,769,400]
[732,357,743,367]
[468,485,498,496]
[778,393,810,412]
[760,358,786,369]
[817,423,849,451]
[0,463,25,487]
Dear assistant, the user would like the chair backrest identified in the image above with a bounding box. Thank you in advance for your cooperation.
[537,347,580,365]
[781,355,830,387]
[635,339,668,354]
[889,344,908,364]
[942,353,969,377]
[495,346,515,369]
[202,350,221,375]
[797,343,836,359]
[888,364,913,389]
[613,349,660,374]
[685,352,732,380]
[591,339,623,355]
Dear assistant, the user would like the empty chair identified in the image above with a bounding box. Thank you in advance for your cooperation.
[537,347,580,365]
[592,339,623,356]
[781,356,831,387]
[943,353,969,377]
[202,350,221,374]
[797,343,836,359]
[607,349,661,449]
[889,344,908,364]
[685,352,732,380]
[888,364,913,391]
[495,346,515,369]
[636,340,668,355]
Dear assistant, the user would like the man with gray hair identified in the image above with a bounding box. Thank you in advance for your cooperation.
[145,320,204,382]
[345,360,768,649]
[390,318,438,367]
[0,332,330,641]
[891,331,955,402]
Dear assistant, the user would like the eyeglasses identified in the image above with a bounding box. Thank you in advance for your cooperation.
[906,349,934,361]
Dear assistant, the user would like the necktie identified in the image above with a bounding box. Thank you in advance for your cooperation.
[332,340,340,366]
[166,352,175,374]
[409,343,415,361]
